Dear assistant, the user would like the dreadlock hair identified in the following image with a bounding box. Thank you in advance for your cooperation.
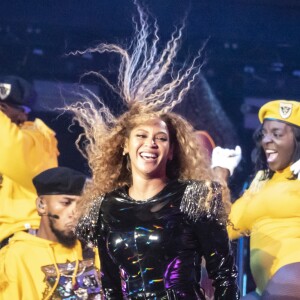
[66,1,232,217]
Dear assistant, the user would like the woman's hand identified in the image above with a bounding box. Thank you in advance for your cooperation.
[211,146,242,176]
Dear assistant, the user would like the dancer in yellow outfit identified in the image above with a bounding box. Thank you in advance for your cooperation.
[213,99,300,299]
[0,76,59,248]
[0,167,101,299]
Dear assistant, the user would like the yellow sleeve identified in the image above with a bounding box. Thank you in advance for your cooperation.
[0,246,21,300]
[0,111,59,189]
[227,171,265,240]
[227,192,250,240]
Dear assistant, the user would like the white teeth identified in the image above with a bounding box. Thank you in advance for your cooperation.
[140,152,158,159]
[265,149,276,154]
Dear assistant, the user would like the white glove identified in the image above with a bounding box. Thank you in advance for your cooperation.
[290,159,300,180]
[211,145,242,176]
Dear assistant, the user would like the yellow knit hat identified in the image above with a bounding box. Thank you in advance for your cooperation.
[258,100,300,127]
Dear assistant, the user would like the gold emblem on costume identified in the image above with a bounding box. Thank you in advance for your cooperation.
[279,102,292,119]
[0,83,11,100]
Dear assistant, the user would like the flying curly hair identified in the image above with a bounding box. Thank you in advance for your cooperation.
[66,1,231,217]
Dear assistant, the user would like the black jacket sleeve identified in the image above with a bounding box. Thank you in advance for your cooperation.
[195,218,240,300]
[75,195,123,299]
[97,218,123,300]
[182,180,240,299]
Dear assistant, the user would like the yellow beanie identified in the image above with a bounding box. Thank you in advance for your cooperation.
[258,100,300,127]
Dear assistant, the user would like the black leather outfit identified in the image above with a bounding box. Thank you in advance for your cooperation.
[78,180,239,300]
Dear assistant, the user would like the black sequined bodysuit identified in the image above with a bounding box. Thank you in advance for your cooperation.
[78,180,240,300]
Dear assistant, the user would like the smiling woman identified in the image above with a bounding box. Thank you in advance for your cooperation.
[259,120,295,171]
[69,2,240,299]
[124,118,173,194]
[224,100,300,299]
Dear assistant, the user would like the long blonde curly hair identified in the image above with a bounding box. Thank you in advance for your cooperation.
[67,2,231,215]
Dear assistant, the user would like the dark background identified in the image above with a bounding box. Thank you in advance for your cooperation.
[1,0,300,175]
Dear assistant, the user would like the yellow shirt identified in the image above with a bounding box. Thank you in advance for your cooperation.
[0,232,101,299]
[228,167,300,294]
[0,111,59,242]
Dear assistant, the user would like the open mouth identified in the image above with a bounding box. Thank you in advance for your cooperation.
[265,149,278,163]
[140,152,158,160]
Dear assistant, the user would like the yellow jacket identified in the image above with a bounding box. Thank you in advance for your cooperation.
[0,232,101,299]
[228,167,300,294]
[0,111,59,242]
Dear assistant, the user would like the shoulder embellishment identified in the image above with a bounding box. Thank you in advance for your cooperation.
[75,195,104,247]
[180,180,225,223]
